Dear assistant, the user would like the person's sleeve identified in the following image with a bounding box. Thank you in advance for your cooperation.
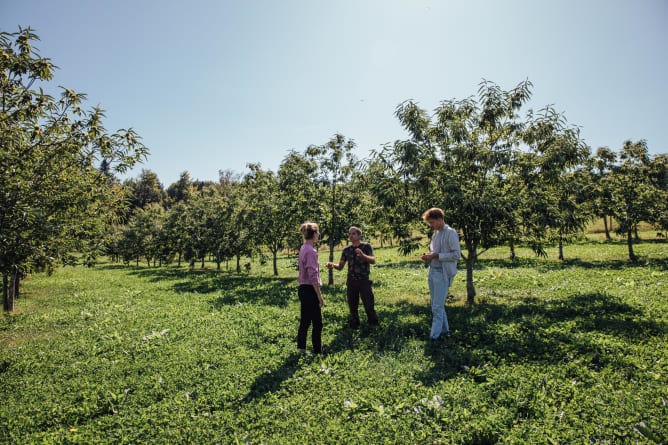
[438,230,461,262]
[305,250,320,283]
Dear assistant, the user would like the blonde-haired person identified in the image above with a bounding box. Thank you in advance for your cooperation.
[297,222,324,355]
[420,208,461,341]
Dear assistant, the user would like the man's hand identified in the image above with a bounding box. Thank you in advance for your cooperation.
[421,252,435,261]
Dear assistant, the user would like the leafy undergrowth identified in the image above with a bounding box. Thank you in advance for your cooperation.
[1,240,666,444]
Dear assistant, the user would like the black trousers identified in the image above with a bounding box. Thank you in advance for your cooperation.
[297,285,322,353]
[347,278,379,328]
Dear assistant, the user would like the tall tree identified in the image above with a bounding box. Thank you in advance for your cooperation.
[589,147,618,240]
[278,150,321,252]
[305,134,358,285]
[647,154,668,235]
[522,106,591,260]
[163,203,189,266]
[123,169,165,214]
[243,163,292,276]
[216,170,253,273]
[377,80,533,304]
[201,187,234,271]
[606,140,665,261]
[367,138,432,255]
[165,171,194,207]
[181,187,217,269]
[0,28,147,311]
[129,203,166,267]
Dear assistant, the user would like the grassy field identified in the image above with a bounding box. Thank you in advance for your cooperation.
[1,237,666,444]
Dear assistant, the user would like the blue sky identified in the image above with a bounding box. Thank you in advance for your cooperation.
[2,0,667,186]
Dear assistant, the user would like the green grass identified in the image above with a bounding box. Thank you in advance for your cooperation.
[1,237,666,444]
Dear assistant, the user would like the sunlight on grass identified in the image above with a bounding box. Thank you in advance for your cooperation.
[1,235,666,443]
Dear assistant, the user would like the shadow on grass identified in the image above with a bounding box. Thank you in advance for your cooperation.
[241,352,303,403]
[477,256,668,271]
[205,276,295,308]
[241,310,352,403]
[119,266,297,308]
[372,251,668,273]
[375,260,427,270]
[103,262,665,391]
[415,291,666,386]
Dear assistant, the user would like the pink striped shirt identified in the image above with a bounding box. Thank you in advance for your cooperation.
[298,242,322,286]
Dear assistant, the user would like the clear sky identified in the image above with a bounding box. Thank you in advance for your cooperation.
[2,0,667,186]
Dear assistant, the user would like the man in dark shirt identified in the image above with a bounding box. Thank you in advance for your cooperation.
[327,226,379,329]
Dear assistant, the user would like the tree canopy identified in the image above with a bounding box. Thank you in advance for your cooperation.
[3,28,666,312]
[1,27,148,310]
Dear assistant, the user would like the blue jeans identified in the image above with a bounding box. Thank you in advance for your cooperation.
[428,267,451,339]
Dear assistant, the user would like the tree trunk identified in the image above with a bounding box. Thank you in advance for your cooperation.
[2,272,11,312]
[465,257,476,306]
[509,238,516,260]
[201,256,205,269]
[236,255,241,273]
[603,216,611,240]
[328,182,336,286]
[328,243,334,285]
[627,229,637,261]
[2,269,18,311]
[177,252,182,267]
[464,238,477,305]
[558,234,564,261]
[272,250,278,276]
[13,272,20,299]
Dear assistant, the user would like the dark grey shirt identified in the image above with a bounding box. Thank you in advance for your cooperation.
[340,243,373,280]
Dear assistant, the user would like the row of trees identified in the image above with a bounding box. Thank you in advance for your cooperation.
[2,28,667,311]
[117,126,666,306]
[115,134,364,287]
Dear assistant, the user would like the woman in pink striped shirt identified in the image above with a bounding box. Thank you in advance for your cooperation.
[297,222,324,355]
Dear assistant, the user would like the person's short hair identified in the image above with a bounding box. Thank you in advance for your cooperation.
[422,207,444,221]
[299,221,319,240]
[348,226,362,236]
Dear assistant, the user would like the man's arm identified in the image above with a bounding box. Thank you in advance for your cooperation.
[327,257,347,270]
[354,244,375,264]
[438,229,461,262]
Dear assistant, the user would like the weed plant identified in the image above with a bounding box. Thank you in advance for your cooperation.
[1,237,666,444]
